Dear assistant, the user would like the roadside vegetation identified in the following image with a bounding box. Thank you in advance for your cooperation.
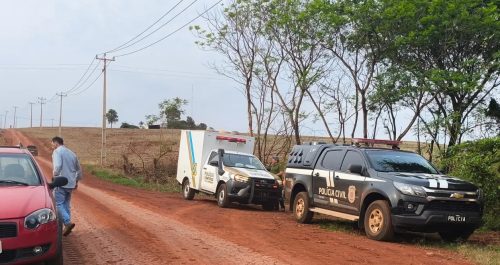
[84,164,180,193]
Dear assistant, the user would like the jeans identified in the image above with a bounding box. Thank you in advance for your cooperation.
[54,187,73,225]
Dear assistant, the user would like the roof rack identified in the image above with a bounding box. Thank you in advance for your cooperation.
[351,138,401,149]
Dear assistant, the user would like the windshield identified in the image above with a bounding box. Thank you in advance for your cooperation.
[366,150,438,174]
[0,154,41,186]
[223,153,266,170]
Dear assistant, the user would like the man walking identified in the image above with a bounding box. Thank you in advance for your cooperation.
[51,136,82,236]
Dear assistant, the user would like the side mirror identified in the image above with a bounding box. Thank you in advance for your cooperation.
[217,149,225,176]
[27,145,38,156]
[439,167,449,175]
[48,177,68,189]
[348,164,363,175]
[209,160,219,167]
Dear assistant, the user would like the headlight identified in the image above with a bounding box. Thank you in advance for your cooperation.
[24,208,56,229]
[233,174,249,183]
[393,182,427,197]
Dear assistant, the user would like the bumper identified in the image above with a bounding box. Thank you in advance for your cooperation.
[392,210,482,232]
[226,179,282,204]
[0,218,59,264]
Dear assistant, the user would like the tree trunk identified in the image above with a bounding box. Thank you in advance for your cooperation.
[361,90,368,139]
[306,90,334,142]
[351,91,359,139]
[246,81,254,137]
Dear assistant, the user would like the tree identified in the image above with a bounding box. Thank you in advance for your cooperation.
[159,97,188,128]
[375,0,499,146]
[106,109,118,128]
[120,122,139,129]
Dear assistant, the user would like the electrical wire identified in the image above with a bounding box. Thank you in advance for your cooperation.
[65,58,99,94]
[107,0,199,55]
[67,62,107,96]
[115,0,222,58]
[104,0,185,54]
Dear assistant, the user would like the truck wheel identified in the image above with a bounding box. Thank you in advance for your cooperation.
[217,183,230,208]
[364,200,394,241]
[262,200,277,211]
[439,228,475,242]
[182,179,195,200]
[293,192,314,223]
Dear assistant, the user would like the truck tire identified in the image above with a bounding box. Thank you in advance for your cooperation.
[364,200,394,241]
[439,228,474,242]
[182,179,195,200]
[217,183,230,208]
[293,192,314,223]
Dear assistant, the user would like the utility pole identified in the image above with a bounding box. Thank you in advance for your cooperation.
[96,53,115,166]
[29,102,35,128]
[3,111,7,129]
[12,106,18,128]
[38,97,46,128]
[56,92,67,136]
[51,119,55,127]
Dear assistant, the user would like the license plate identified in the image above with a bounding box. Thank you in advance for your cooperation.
[447,214,466,222]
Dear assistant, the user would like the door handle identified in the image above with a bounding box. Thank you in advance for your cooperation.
[335,175,340,179]
[314,172,320,177]
[203,167,207,170]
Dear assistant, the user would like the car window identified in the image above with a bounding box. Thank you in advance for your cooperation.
[0,154,40,186]
[321,150,344,170]
[340,151,365,172]
[366,150,438,174]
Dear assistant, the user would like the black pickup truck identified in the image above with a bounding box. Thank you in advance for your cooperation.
[283,142,483,241]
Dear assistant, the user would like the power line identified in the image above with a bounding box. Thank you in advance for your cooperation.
[106,0,198,55]
[114,0,222,58]
[104,0,185,54]
[68,68,105,96]
[65,58,99,94]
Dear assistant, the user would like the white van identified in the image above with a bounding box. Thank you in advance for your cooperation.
[176,130,281,210]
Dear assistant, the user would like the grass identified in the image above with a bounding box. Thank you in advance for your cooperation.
[84,164,181,193]
[317,218,500,265]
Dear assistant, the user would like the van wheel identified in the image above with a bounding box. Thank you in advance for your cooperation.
[364,200,394,241]
[293,192,313,223]
[217,183,230,208]
[182,179,195,200]
[439,228,475,242]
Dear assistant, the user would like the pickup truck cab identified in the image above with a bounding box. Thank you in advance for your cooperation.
[284,140,483,241]
[176,130,281,210]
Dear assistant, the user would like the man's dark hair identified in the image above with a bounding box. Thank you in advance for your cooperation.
[52,136,64,145]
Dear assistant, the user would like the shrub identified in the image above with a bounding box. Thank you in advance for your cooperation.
[441,137,500,230]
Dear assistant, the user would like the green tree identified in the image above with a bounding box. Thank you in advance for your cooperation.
[159,97,188,128]
[106,109,119,128]
[374,0,499,146]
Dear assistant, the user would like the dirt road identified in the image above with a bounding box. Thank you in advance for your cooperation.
[4,129,473,265]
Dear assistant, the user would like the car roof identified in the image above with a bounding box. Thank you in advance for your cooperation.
[0,146,31,155]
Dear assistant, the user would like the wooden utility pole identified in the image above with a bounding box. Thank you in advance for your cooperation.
[3,111,7,129]
[12,106,18,128]
[38,97,46,128]
[28,102,35,128]
[96,53,115,166]
[56,92,67,136]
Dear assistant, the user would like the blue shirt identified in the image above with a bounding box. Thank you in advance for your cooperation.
[52,145,82,189]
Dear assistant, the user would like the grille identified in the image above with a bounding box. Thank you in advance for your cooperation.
[426,201,481,212]
[0,250,16,264]
[253,178,276,189]
[0,223,17,238]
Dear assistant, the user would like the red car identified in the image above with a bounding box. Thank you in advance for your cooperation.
[0,146,67,264]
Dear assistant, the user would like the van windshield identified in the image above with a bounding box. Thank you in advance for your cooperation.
[0,154,41,186]
[366,150,438,174]
[223,153,265,170]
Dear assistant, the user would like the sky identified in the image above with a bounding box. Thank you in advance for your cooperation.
[0,0,254,131]
[0,0,423,141]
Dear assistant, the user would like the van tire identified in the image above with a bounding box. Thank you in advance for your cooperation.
[217,183,230,208]
[182,179,195,200]
[293,192,313,223]
[364,200,394,241]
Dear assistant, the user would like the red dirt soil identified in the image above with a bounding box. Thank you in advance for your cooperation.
[3,129,476,265]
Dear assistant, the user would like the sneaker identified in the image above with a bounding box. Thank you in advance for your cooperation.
[63,223,75,236]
